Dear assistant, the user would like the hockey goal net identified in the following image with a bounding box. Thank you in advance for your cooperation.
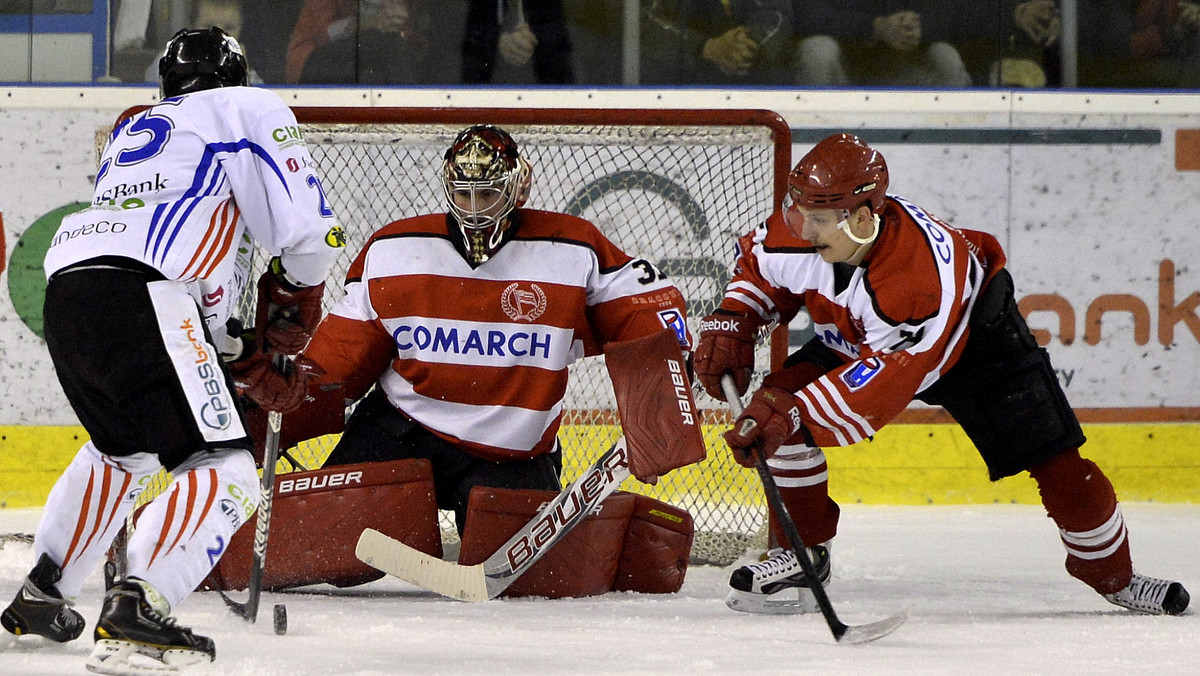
[115,106,791,566]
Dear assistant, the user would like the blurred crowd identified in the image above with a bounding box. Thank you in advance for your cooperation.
[100,0,1200,89]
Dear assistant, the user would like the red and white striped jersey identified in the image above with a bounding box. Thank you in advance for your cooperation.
[303,209,692,462]
[721,195,1006,448]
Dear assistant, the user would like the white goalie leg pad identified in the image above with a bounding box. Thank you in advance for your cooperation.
[33,441,161,598]
[125,447,259,609]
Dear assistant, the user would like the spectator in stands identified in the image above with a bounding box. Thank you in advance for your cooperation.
[957,1,1062,88]
[461,0,574,84]
[285,0,446,84]
[639,0,796,85]
[1077,0,1200,88]
[143,0,264,85]
[793,1,972,87]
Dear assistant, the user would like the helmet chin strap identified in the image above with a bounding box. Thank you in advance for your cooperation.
[838,212,880,262]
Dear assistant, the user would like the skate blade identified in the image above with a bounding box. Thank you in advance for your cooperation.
[86,639,212,675]
[725,587,819,615]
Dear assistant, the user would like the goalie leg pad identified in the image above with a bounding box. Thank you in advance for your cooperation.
[458,486,636,598]
[612,494,694,594]
[200,458,441,591]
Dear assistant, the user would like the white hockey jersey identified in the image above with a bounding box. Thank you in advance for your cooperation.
[44,87,343,334]
[303,210,692,462]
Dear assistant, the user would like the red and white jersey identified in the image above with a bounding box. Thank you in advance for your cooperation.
[303,209,692,462]
[721,195,1006,448]
[44,87,343,332]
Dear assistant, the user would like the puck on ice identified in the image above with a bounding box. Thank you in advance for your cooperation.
[273,603,288,635]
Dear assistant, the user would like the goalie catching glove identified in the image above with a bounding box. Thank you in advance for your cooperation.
[256,256,325,354]
[723,386,807,467]
[229,352,323,414]
[694,310,758,400]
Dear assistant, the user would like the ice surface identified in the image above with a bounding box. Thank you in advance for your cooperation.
[1,503,1195,675]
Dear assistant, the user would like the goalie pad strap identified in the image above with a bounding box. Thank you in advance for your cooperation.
[604,329,706,481]
[200,458,441,591]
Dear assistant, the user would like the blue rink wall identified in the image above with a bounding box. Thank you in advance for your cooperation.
[1,87,1198,508]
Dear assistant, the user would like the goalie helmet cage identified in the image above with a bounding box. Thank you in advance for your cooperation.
[110,105,792,566]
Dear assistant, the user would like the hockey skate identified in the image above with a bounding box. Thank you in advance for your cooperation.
[725,544,831,615]
[1,553,86,642]
[1103,573,1190,616]
[86,579,214,675]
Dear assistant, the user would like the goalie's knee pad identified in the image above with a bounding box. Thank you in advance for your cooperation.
[612,494,694,594]
[458,486,638,599]
[200,458,441,592]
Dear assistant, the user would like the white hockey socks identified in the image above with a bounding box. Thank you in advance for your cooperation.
[125,447,259,609]
[33,442,161,599]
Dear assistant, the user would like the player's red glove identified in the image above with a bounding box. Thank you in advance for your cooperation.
[229,353,324,414]
[722,387,805,468]
[256,257,325,355]
[693,310,757,400]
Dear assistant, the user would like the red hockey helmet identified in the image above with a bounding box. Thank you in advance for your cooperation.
[441,125,532,264]
[787,134,888,214]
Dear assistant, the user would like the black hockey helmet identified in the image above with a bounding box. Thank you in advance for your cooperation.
[159,27,249,98]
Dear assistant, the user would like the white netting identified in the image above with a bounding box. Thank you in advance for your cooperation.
[122,108,791,566]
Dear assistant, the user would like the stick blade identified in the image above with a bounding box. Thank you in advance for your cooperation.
[836,610,908,644]
[356,528,489,602]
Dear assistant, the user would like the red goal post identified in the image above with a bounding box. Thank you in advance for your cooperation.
[109,105,793,565]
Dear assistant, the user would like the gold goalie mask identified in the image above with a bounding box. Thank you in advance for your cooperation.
[441,124,532,264]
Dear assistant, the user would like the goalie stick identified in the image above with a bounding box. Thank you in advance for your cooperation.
[219,355,285,623]
[721,375,906,644]
[356,437,631,602]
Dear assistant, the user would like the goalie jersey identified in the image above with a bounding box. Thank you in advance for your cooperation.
[43,87,342,334]
[721,195,1007,448]
[303,210,692,462]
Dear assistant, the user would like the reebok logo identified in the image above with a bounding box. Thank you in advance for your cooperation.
[787,406,803,433]
[700,317,742,334]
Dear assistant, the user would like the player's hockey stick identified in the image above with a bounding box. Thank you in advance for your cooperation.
[357,436,631,602]
[721,375,906,644]
[220,356,285,622]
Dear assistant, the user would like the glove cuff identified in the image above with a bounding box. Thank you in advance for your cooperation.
[269,256,308,292]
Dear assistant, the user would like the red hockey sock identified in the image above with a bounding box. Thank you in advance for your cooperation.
[1028,448,1132,594]
[766,444,840,547]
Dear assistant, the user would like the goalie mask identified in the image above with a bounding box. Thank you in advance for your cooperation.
[159,27,249,98]
[441,125,532,265]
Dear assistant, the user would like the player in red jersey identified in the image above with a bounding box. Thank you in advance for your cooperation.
[695,133,1189,616]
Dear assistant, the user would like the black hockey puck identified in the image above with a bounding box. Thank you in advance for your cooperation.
[273,603,288,635]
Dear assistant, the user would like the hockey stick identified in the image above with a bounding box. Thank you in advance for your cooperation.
[721,375,906,644]
[219,355,285,622]
[356,436,631,602]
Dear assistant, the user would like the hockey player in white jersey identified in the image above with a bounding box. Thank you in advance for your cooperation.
[1,27,343,672]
